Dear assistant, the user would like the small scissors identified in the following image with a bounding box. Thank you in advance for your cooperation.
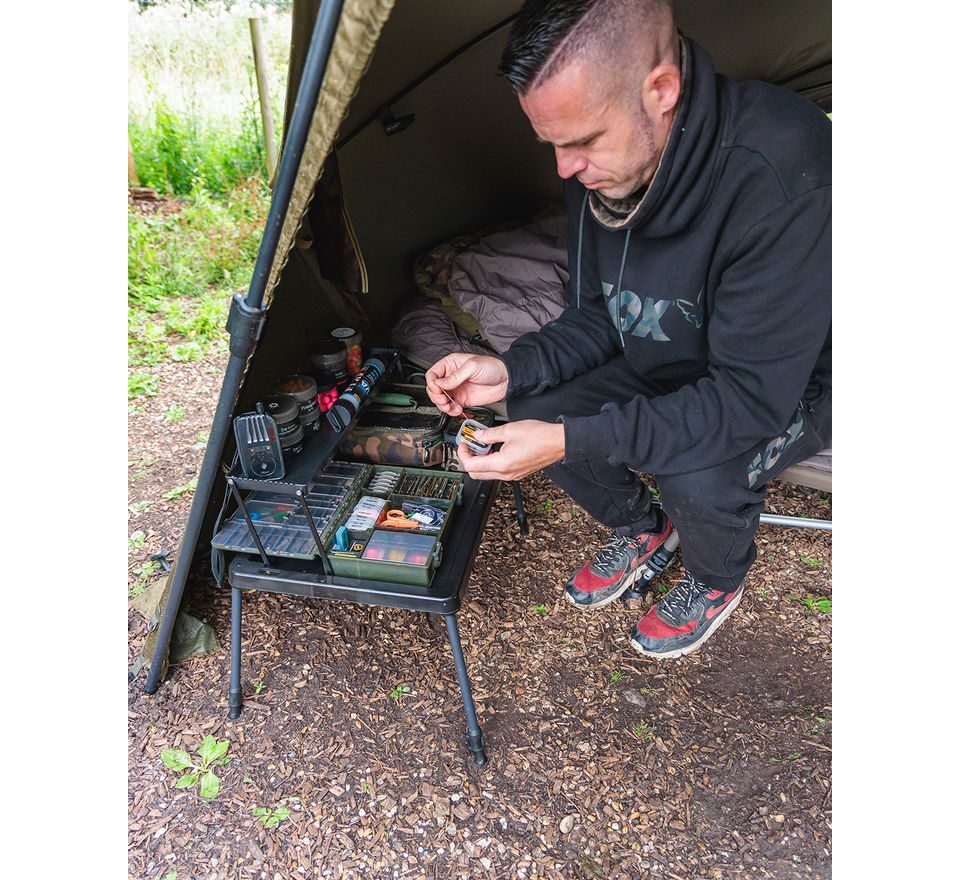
[383,509,420,529]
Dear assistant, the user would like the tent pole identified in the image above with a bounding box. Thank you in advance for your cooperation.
[144,0,347,695]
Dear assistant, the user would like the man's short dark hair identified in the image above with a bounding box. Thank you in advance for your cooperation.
[498,0,674,95]
[498,0,597,94]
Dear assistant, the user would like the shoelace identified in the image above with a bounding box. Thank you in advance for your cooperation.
[658,573,708,619]
[592,535,635,575]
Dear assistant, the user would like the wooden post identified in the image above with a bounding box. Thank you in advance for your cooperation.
[249,17,278,178]
[128,137,140,186]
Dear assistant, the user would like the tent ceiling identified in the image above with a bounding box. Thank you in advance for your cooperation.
[339,0,831,143]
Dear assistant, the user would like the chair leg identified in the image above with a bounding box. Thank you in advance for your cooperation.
[443,614,487,766]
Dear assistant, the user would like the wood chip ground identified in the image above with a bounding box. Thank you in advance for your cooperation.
[129,352,832,879]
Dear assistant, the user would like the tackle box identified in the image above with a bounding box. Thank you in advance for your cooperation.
[211,460,464,586]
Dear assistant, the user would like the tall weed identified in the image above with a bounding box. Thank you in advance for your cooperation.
[128,1,290,196]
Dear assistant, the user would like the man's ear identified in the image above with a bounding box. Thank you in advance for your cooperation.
[643,63,681,119]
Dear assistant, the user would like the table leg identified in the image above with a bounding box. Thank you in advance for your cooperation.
[443,613,487,766]
[229,586,243,719]
[511,481,529,535]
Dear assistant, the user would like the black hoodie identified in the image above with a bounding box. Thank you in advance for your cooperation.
[500,36,831,476]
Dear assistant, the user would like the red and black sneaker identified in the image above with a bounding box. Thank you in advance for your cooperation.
[564,517,674,610]
[630,573,744,659]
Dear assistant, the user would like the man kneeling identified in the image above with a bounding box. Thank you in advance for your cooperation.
[426,0,831,659]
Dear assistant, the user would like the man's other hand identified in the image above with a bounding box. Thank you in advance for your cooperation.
[425,354,509,415]
[457,420,565,481]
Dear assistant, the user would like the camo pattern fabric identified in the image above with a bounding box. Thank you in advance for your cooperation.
[340,429,447,467]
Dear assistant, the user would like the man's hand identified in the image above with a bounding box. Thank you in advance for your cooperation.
[425,354,509,415]
[457,420,565,481]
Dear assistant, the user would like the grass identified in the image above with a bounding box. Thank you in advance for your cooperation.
[128,3,290,197]
[128,178,270,375]
[128,3,288,380]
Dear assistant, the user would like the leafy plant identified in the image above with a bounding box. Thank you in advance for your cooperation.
[163,404,187,422]
[129,372,160,399]
[531,603,549,617]
[253,679,266,695]
[160,735,231,799]
[389,683,411,701]
[758,586,767,599]
[163,477,199,500]
[129,531,146,550]
[129,559,161,598]
[609,668,625,685]
[534,498,554,515]
[633,720,655,741]
[799,555,823,567]
[788,594,832,614]
[253,805,291,828]
[129,500,151,513]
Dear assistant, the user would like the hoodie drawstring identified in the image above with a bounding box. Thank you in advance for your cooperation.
[575,190,588,310]
[614,228,632,348]
[575,190,633,349]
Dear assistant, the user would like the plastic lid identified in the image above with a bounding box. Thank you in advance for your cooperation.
[331,327,361,344]
[260,394,299,424]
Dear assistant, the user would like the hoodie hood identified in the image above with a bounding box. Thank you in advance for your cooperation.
[586,35,721,238]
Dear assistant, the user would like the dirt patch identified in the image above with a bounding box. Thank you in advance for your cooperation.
[128,356,831,879]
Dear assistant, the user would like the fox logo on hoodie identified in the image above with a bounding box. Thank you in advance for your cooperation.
[601,282,704,341]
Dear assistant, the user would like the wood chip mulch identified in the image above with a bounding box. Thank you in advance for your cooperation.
[129,355,832,880]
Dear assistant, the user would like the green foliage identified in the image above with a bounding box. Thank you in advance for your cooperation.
[160,735,231,799]
[128,3,290,196]
[129,559,162,598]
[799,555,823,567]
[163,404,187,422]
[253,805,291,828]
[609,668,625,685]
[531,603,549,617]
[534,498,555,515]
[129,372,160,399]
[389,684,411,701]
[163,477,199,500]
[128,3,280,369]
[788,594,832,614]
[128,180,266,370]
[632,720,655,741]
[129,530,146,550]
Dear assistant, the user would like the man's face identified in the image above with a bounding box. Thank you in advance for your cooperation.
[519,60,664,200]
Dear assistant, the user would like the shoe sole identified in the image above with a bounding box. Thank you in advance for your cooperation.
[629,587,745,659]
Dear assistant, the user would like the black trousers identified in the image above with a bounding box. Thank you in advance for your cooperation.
[507,356,831,591]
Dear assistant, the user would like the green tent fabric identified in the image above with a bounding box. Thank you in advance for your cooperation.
[142,0,830,682]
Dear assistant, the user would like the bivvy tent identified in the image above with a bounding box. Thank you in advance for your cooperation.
[140,0,831,695]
